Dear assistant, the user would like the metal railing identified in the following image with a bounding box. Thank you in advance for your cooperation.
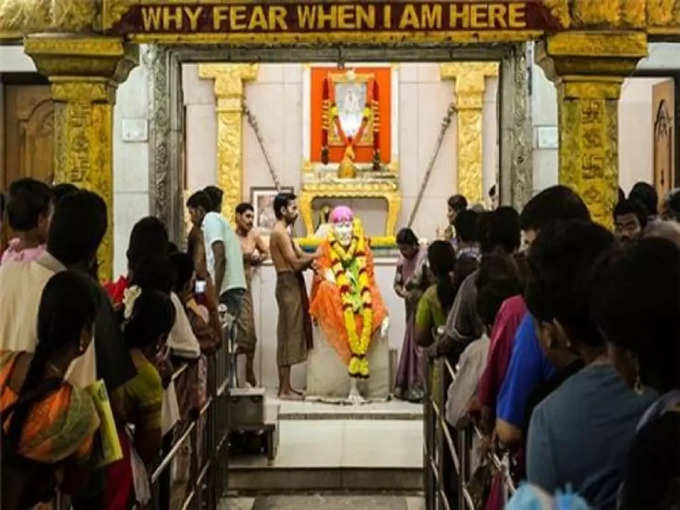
[40,337,230,510]
[149,324,231,510]
[424,354,516,510]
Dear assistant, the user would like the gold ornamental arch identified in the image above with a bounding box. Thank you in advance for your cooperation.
[2,0,679,279]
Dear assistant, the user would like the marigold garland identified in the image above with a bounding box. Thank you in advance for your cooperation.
[328,218,373,378]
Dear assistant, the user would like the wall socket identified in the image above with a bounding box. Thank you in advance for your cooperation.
[122,119,148,142]
[537,126,558,149]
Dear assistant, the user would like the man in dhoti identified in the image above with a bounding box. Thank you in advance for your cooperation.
[269,192,317,400]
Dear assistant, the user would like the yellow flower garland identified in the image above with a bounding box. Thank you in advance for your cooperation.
[328,218,373,378]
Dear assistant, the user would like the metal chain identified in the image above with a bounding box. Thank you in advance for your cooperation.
[408,102,457,228]
[242,101,282,191]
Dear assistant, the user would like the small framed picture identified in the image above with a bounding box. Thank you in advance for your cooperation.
[250,186,294,237]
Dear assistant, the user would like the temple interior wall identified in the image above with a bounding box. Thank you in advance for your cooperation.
[182,62,499,240]
[0,44,673,387]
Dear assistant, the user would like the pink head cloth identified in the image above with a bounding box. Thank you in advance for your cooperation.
[329,206,354,224]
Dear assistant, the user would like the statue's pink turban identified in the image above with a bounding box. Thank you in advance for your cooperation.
[329,205,354,224]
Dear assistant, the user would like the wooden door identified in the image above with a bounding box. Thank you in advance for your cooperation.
[652,80,675,200]
[1,84,55,250]
[2,84,55,190]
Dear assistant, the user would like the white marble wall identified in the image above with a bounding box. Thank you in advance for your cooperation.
[531,63,559,193]
[246,259,405,390]
[112,64,152,277]
[182,63,498,241]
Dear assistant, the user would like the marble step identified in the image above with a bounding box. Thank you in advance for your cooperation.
[227,419,423,492]
[276,399,424,421]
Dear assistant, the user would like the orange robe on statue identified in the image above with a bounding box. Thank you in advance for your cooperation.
[309,241,388,366]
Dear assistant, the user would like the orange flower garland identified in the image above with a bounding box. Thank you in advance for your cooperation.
[328,218,373,378]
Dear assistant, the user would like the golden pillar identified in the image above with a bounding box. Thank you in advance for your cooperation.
[537,32,647,227]
[440,62,499,204]
[24,36,137,281]
[198,64,259,224]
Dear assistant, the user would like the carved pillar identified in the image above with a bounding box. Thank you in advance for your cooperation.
[198,64,258,224]
[24,36,138,281]
[500,44,533,211]
[441,62,499,204]
[537,32,647,227]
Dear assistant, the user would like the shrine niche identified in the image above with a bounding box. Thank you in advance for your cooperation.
[310,67,392,175]
[301,65,401,242]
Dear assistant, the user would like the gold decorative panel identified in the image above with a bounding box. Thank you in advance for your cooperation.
[299,178,401,239]
[24,36,138,281]
[198,64,258,224]
[440,62,499,205]
[537,32,647,228]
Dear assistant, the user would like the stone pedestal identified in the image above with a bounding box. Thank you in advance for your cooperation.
[306,326,390,402]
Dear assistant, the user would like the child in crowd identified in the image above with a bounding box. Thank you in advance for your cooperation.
[1,178,52,265]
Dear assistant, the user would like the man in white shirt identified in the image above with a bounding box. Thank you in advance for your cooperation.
[187,190,246,318]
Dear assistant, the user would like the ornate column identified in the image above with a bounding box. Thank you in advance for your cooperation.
[500,44,533,211]
[24,36,138,281]
[536,32,647,227]
[198,64,258,224]
[440,62,499,204]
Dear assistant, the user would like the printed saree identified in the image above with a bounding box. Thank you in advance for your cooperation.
[0,351,100,463]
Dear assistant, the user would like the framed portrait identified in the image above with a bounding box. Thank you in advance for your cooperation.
[250,187,294,237]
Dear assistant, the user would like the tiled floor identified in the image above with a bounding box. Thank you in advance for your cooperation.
[231,419,423,469]
[222,495,425,510]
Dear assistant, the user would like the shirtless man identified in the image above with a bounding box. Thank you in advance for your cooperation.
[269,192,317,399]
[234,202,269,387]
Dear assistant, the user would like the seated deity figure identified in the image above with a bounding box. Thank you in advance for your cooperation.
[308,206,389,403]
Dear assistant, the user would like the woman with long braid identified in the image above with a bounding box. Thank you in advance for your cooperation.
[1,271,100,510]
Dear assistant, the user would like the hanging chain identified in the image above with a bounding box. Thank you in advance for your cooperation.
[243,101,282,192]
[407,102,457,228]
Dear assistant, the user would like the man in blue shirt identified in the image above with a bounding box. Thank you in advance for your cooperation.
[495,313,555,440]
[522,221,655,509]
[494,186,590,446]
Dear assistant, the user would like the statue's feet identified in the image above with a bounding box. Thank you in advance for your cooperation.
[345,382,367,406]
[345,392,367,406]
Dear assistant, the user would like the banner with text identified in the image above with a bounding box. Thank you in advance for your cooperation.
[107,1,563,37]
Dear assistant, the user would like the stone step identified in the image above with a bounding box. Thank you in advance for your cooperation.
[222,493,426,510]
[227,466,423,492]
